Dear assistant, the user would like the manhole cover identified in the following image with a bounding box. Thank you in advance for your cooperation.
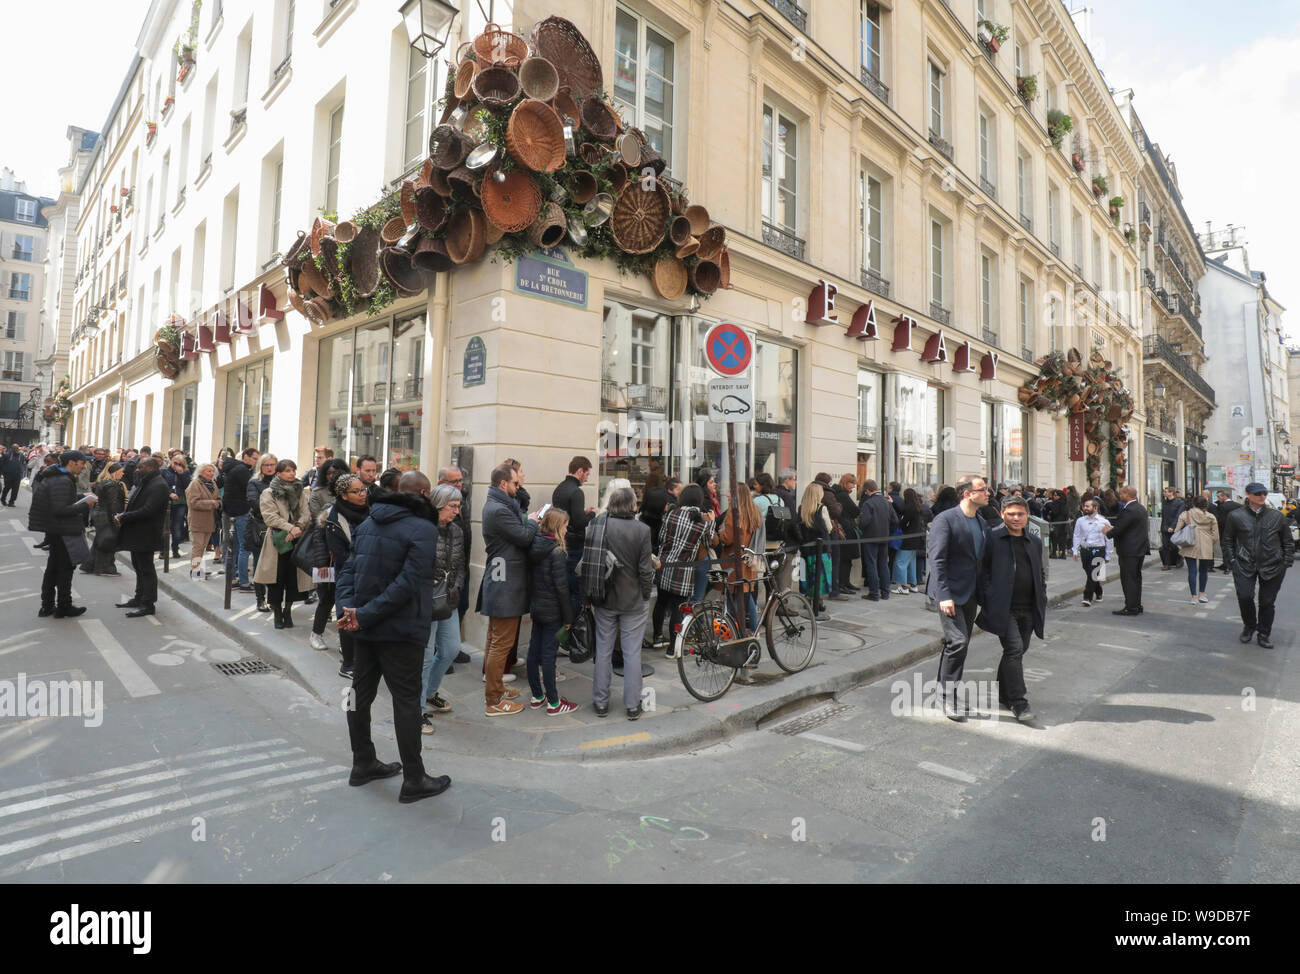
[820,620,869,633]
[212,658,277,676]
[771,702,855,735]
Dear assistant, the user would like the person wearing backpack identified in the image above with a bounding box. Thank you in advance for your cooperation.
[651,483,713,652]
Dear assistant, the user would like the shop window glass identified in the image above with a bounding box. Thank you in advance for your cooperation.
[387,313,425,469]
[890,373,942,490]
[224,357,272,455]
[180,384,196,457]
[351,320,391,462]
[316,328,355,461]
[752,339,796,481]
[985,402,1028,487]
[857,368,882,486]
[599,302,672,499]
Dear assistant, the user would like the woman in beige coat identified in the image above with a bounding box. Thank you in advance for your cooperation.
[254,459,314,628]
[185,464,222,577]
[1174,495,1220,603]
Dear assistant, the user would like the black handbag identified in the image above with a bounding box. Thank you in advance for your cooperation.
[430,569,454,621]
[292,523,330,572]
[94,526,117,554]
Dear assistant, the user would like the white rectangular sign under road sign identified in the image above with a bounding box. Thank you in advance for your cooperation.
[708,378,752,423]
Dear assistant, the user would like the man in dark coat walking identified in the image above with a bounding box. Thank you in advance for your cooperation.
[976,497,1045,722]
[1158,487,1185,570]
[552,455,595,617]
[336,471,450,803]
[114,456,169,617]
[30,450,95,618]
[1,444,26,507]
[1103,485,1150,615]
[479,461,540,716]
[1222,482,1294,649]
[1213,490,1241,573]
[220,448,259,591]
[857,479,899,601]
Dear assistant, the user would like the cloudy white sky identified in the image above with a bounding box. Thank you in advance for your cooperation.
[3,0,1297,332]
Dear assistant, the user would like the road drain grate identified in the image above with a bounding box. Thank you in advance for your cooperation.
[772,703,855,735]
[212,658,277,676]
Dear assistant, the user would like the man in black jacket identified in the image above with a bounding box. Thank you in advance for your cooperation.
[221,448,259,591]
[1158,487,1185,570]
[1222,483,1294,648]
[776,469,798,517]
[976,497,1045,722]
[30,450,95,618]
[857,479,899,601]
[1103,485,1150,615]
[1,444,25,507]
[552,455,595,617]
[114,457,170,617]
[1213,490,1241,573]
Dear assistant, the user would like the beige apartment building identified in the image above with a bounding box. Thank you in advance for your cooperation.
[1,168,52,441]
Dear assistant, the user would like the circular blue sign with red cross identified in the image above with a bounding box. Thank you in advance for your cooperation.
[704,323,752,377]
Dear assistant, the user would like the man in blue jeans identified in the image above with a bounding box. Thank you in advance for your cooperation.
[220,447,258,589]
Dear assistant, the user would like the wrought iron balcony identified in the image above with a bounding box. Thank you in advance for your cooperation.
[229,107,247,135]
[1022,346,1034,362]
[860,67,889,106]
[175,186,186,208]
[1019,214,1033,233]
[1139,201,1151,226]
[857,423,877,442]
[1143,334,1215,405]
[1144,268,1157,293]
[982,327,999,347]
[8,290,29,301]
[1073,262,1083,277]
[1049,241,1060,258]
[979,175,997,199]
[929,129,954,161]
[762,221,805,260]
[627,385,668,411]
[930,302,951,326]
[601,378,620,409]
[403,378,422,399]
[272,55,292,83]
[861,267,890,298]
[770,0,807,32]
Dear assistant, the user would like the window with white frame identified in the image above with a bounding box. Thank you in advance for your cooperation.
[928,61,945,137]
[2,351,26,381]
[978,111,995,187]
[1092,232,1102,286]
[12,235,33,261]
[1017,150,1031,222]
[1049,294,1061,351]
[612,6,675,166]
[1019,278,1033,355]
[930,217,947,308]
[8,272,31,301]
[1071,210,1083,269]
[14,199,35,223]
[980,251,996,334]
[402,46,430,174]
[1048,183,1061,248]
[1014,41,1024,78]
[325,101,344,215]
[1109,254,1118,307]
[859,167,886,280]
[761,104,797,234]
[270,158,284,261]
[861,2,883,80]
[3,311,24,340]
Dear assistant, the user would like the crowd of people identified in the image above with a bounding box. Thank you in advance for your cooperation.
[9,437,1294,800]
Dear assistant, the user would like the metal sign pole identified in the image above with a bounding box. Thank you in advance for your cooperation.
[726,421,742,631]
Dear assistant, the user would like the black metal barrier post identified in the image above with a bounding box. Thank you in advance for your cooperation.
[162,504,171,574]
[223,512,233,610]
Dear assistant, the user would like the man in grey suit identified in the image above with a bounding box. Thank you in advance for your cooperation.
[925,475,990,721]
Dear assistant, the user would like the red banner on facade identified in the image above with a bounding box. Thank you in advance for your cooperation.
[1068,412,1085,462]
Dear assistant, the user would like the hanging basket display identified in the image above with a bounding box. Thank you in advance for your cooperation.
[552,86,580,125]
[528,202,567,248]
[530,16,604,99]
[298,260,332,299]
[697,224,727,260]
[652,255,687,300]
[380,247,427,298]
[471,67,522,109]
[519,56,560,102]
[412,234,455,274]
[415,186,449,233]
[380,217,406,245]
[506,99,566,173]
[609,183,670,254]
[334,221,358,244]
[453,60,477,100]
[569,169,597,204]
[446,208,487,265]
[688,259,721,295]
[481,166,542,233]
[473,22,528,68]
[400,180,417,225]
[349,227,381,298]
[580,97,619,142]
[429,125,474,169]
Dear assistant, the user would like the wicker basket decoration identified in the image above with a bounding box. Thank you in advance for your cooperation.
[689,259,721,295]
[303,296,333,327]
[577,141,604,166]
[483,216,506,245]
[697,224,727,260]
[718,247,732,289]
[634,131,666,175]
[580,98,619,142]
[675,237,699,259]
[454,60,477,100]
[349,227,381,298]
[652,255,687,300]
[471,67,521,109]
[412,234,455,274]
[446,209,487,265]
[506,99,566,173]
[447,166,479,202]
[400,180,417,225]
[298,259,332,299]
[669,215,693,247]
[286,286,309,318]
[609,163,629,194]
[380,217,406,246]
[309,217,334,257]
[319,236,342,284]
[569,170,597,204]
[429,125,473,169]
[530,16,604,99]
[684,205,710,236]
[529,202,567,248]
[334,220,358,244]
[429,166,453,197]
[473,22,528,68]
[610,183,670,254]
[280,230,310,267]
[415,187,448,234]
[481,167,541,233]
[415,157,434,190]
[380,247,427,298]
[552,87,580,125]
[519,56,559,102]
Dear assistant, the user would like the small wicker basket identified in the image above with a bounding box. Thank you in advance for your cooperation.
[429,125,473,169]
[652,255,687,300]
[415,187,449,234]
[481,167,542,234]
[412,235,455,274]
[453,60,477,100]
[506,99,566,173]
[519,56,560,102]
[689,259,721,295]
[529,202,567,248]
[473,23,528,69]
[380,217,406,246]
[580,98,619,142]
[446,209,487,265]
[471,66,521,109]
[400,180,417,225]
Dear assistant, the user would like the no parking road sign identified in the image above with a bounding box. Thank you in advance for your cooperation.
[703,323,752,377]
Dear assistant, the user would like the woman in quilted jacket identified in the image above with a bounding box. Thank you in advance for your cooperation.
[419,483,467,730]
[525,507,577,716]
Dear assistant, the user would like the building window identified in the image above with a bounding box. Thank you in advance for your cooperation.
[859,168,884,278]
[1049,295,1061,352]
[2,351,27,382]
[857,368,882,485]
[889,373,944,489]
[612,6,675,166]
[860,2,882,80]
[1019,278,1033,356]
[325,101,344,215]
[1108,254,1118,307]
[928,61,944,137]
[599,302,672,498]
[761,104,797,234]
[1048,183,1060,249]
[8,273,31,301]
[978,111,995,188]
[270,158,284,261]
[14,199,35,223]
[403,46,429,173]
[985,402,1028,487]
[930,218,945,308]
[11,235,34,261]
[4,311,24,340]
[1072,211,1083,271]
[1092,233,1102,287]
[980,252,996,336]
[224,357,273,455]
[1017,151,1031,223]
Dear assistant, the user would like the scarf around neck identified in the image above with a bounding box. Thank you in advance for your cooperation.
[333,496,369,526]
[270,475,304,511]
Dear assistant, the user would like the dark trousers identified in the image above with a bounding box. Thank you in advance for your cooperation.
[314,581,336,634]
[526,620,561,704]
[170,506,188,553]
[1233,571,1284,636]
[565,546,583,617]
[346,638,424,781]
[1,474,18,506]
[41,534,74,610]
[1186,558,1212,596]
[130,549,158,605]
[861,542,890,598]
[936,598,979,693]
[1118,555,1143,611]
[1159,534,1182,568]
[997,610,1034,708]
[652,589,683,641]
[827,539,842,595]
[1080,546,1106,601]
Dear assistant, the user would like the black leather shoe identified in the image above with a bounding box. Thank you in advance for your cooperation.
[455,650,471,664]
[943,704,967,723]
[125,605,155,618]
[348,759,402,787]
[398,774,451,803]
[115,599,141,609]
[38,606,55,617]
[1239,627,1254,643]
[282,606,294,628]
[273,609,285,630]
[593,703,609,718]
[627,704,643,721]
[1256,633,1274,649]
[53,605,87,618]
[1112,608,1138,616]
[1011,704,1036,723]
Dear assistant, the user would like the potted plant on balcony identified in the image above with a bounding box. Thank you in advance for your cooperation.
[1124,225,1137,245]
[1046,108,1073,150]
[1091,173,1108,198]
[1071,135,1088,173]
[978,19,1009,54]
[145,121,158,143]
[1017,73,1038,102]
[1109,195,1125,222]
[162,95,175,113]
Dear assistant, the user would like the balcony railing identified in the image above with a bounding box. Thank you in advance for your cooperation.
[1049,241,1060,258]
[1,370,24,382]
[1019,214,1033,233]
[11,247,33,261]
[762,221,805,260]
[403,378,422,399]
[1139,201,1151,226]
[1021,345,1034,362]
[626,385,668,411]
[979,175,996,199]
[1143,335,1215,405]
[928,129,953,161]
[860,67,889,106]
[929,302,950,326]
[229,107,247,135]
[1144,268,1157,293]
[857,423,877,442]
[118,272,127,295]
[8,290,29,301]
[982,327,999,347]
[861,267,890,298]
[770,0,807,32]
[272,55,292,82]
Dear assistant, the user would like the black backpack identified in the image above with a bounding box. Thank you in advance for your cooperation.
[764,495,795,545]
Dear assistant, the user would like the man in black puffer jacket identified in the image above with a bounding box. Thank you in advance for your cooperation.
[1222,483,1294,649]
[220,448,259,590]
[552,455,594,616]
[336,471,450,804]
[30,450,95,618]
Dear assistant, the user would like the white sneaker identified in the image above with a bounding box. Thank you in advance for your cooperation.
[1081,599,1092,606]
[309,632,328,651]
[481,672,517,683]
[1198,595,1209,603]
[1191,596,1200,604]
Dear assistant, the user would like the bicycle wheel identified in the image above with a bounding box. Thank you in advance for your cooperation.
[677,603,739,702]
[765,590,817,673]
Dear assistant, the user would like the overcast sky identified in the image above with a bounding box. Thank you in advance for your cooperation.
[4,0,1296,334]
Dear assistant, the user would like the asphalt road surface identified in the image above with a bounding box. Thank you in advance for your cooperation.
[3,507,1297,884]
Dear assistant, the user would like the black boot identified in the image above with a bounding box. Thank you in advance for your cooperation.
[282,604,294,628]
[273,606,285,630]
[399,773,452,803]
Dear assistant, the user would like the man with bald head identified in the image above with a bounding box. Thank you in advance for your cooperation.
[337,468,451,803]
[1102,485,1151,615]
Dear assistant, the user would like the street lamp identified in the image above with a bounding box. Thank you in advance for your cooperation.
[399,0,459,60]
[1153,379,1165,399]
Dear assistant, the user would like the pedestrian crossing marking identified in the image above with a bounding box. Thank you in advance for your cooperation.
[78,618,161,698]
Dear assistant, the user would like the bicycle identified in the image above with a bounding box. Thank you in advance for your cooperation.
[671,546,818,701]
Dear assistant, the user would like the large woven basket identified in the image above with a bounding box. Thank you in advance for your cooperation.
[481,167,542,233]
[380,217,406,246]
[519,56,559,102]
[530,16,603,99]
[453,60,477,100]
[334,220,358,244]
[286,285,308,318]
[446,209,487,265]
[473,22,528,68]
[569,170,597,204]
[669,215,693,247]
[609,183,670,254]
[319,236,342,284]
[506,99,566,173]
[697,224,727,260]
[415,187,448,233]
[429,125,473,168]
[471,67,521,109]
[400,180,417,224]
[412,234,455,274]
[689,259,721,295]
[299,259,332,299]
[552,86,580,125]
[528,202,567,248]
[447,166,478,202]
[280,230,309,267]
[430,166,453,198]
[652,255,687,300]
[580,98,619,142]
[380,247,427,298]
[348,227,381,298]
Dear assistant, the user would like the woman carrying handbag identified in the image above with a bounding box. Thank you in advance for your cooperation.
[1173,495,1219,604]
[81,462,127,576]
[184,464,222,578]
[254,459,313,629]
